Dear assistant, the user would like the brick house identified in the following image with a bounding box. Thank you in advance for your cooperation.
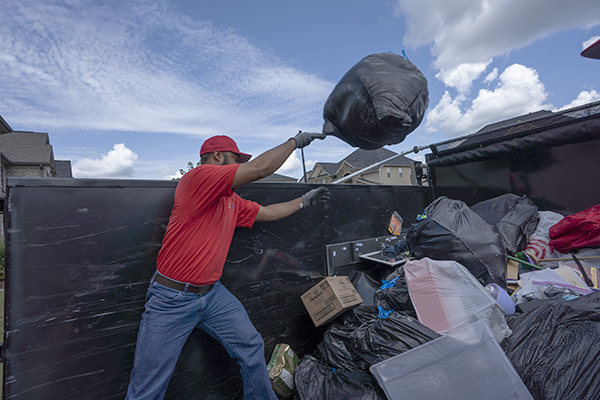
[1,115,72,237]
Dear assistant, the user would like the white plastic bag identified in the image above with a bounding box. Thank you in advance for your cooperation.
[404,257,512,342]
[524,211,564,260]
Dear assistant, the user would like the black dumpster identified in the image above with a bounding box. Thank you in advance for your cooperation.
[3,178,430,399]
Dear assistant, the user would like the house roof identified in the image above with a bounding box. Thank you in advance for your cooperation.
[379,154,415,166]
[342,148,398,168]
[318,162,340,175]
[0,115,12,134]
[342,148,414,168]
[0,131,54,165]
[55,160,73,178]
[308,148,415,181]
[258,173,297,182]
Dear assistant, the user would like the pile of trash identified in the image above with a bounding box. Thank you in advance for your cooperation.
[274,194,600,400]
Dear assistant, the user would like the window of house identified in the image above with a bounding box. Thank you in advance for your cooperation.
[386,168,391,178]
[322,179,327,184]
[398,168,403,178]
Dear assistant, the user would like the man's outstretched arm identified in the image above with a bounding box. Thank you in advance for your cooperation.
[255,187,330,222]
[233,139,296,189]
[232,132,326,189]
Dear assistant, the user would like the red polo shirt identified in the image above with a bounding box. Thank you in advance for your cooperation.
[156,163,260,285]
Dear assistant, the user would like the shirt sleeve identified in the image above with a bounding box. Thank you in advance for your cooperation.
[177,164,239,216]
[233,193,261,228]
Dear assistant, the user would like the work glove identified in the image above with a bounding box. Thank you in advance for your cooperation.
[293,131,327,149]
[301,187,330,208]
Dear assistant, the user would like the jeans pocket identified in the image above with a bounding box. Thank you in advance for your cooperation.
[149,282,184,303]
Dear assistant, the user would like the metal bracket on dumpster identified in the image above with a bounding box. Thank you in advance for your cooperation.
[325,235,401,276]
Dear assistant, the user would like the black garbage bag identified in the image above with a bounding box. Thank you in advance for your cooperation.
[502,291,600,400]
[322,52,429,150]
[314,306,438,371]
[293,355,386,400]
[351,310,439,367]
[470,193,540,254]
[405,196,507,287]
[314,306,377,371]
[373,266,415,316]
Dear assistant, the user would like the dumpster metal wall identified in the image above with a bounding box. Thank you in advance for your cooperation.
[3,178,432,399]
[428,102,600,215]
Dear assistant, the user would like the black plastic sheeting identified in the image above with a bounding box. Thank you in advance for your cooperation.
[430,140,600,216]
[502,291,600,400]
[425,102,600,214]
[426,105,600,215]
[405,196,507,287]
[427,114,600,168]
[322,52,429,150]
[470,193,540,254]
[4,178,433,400]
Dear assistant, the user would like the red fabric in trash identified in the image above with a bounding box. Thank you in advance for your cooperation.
[549,204,600,253]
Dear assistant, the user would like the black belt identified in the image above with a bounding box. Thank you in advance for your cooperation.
[154,273,214,295]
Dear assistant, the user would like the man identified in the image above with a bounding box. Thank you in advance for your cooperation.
[126,132,329,400]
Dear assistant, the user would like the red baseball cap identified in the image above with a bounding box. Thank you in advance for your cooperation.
[199,135,252,163]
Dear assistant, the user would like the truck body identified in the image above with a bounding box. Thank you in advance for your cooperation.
[3,101,599,399]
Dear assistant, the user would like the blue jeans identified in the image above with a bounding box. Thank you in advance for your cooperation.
[125,276,277,400]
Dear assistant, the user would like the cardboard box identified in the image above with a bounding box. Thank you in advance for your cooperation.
[301,276,362,327]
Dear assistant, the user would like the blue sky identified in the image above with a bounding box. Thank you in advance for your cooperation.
[1,0,599,180]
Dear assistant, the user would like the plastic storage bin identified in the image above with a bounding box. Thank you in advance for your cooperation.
[369,320,532,400]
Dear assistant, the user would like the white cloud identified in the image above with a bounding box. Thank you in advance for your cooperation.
[556,90,600,111]
[435,62,489,94]
[426,64,551,136]
[276,152,302,178]
[424,91,468,135]
[393,0,600,142]
[73,143,138,178]
[484,68,499,83]
[0,0,332,139]
[397,0,600,71]
[396,0,600,114]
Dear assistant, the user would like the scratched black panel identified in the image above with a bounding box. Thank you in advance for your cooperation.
[4,179,432,399]
[4,179,174,400]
